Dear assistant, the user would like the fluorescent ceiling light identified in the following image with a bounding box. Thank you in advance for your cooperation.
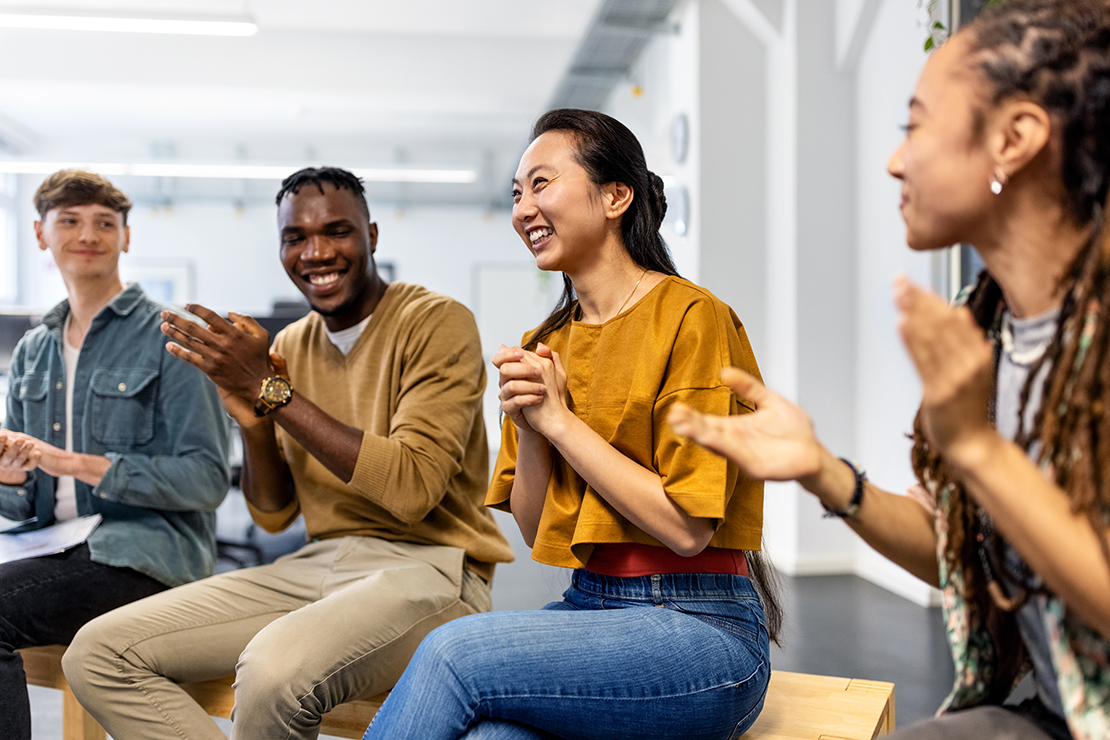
[0,161,478,184]
[0,11,257,37]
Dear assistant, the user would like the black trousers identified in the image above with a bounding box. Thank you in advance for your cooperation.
[0,543,166,740]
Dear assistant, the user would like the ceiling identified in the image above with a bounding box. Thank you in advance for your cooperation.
[0,0,604,206]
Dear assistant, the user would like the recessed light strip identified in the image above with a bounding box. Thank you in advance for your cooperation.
[0,161,478,184]
[0,13,257,37]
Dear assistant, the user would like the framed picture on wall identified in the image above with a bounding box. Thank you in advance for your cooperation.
[119,259,196,307]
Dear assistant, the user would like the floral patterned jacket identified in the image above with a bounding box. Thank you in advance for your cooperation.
[931,295,1110,740]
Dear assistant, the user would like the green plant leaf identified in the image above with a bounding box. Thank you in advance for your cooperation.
[924,36,935,51]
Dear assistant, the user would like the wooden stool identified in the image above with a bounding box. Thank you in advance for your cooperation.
[746,670,896,740]
[21,644,895,740]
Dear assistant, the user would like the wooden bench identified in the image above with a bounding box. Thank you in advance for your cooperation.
[20,645,388,740]
[22,644,895,740]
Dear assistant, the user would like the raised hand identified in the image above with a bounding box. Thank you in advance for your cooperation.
[161,305,274,425]
[668,367,824,483]
[894,275,995,459]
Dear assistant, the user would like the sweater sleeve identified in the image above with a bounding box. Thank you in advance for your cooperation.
[348,300,485,523]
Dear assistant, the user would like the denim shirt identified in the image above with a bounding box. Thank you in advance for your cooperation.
[0,284,231,587]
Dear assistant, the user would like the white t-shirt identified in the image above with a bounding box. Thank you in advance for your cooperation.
[324,314,372,355]
[53,313,81,522]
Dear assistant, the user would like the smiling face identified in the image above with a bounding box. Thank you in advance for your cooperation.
[35,203,129,284]
[278,183,380,331]
[888,35,999,251]
[511,130,613,276]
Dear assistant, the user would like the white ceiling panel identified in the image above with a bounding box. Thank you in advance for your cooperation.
[0,0,603,204]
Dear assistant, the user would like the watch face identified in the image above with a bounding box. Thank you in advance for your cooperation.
[262,377,292,404]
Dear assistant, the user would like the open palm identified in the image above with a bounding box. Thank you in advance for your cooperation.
[668,367,824,482]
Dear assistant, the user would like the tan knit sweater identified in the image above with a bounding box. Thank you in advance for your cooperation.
[248,282,513,579]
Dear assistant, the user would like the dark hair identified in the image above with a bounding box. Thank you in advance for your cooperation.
[912,0,1110,699]
[34,170,132,225]
[276,166,370,219]
[966,0,1110,224]
[523,109,679,350]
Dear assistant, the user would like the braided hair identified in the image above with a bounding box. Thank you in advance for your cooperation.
[522,109,679,352]
[910,0,1110,699]
[275,166,370,219]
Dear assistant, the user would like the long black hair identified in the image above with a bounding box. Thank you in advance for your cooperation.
[523,109,679,350]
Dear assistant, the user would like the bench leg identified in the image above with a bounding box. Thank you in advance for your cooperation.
[62,682,106,740]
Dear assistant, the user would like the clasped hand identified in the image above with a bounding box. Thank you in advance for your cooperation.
[160,304,286,426]
[492,343,569,437]
[0,431,68,483]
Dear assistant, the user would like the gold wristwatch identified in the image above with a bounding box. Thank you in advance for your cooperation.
[254,376,293,417]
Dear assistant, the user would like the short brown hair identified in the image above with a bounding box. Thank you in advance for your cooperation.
[33,170,133,225]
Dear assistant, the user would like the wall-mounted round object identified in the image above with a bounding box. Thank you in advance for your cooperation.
[670,112,689,165]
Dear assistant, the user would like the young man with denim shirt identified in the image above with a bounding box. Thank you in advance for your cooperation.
[63,167,512,740]
[0,170,231,740]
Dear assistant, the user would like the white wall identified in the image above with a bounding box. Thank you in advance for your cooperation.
[850,0,937,604]
[610,0,943,606]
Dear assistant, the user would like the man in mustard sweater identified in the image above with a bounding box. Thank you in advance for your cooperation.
[63,167,513,740]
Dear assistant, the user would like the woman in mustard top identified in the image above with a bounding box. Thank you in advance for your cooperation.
[363,109,781,740]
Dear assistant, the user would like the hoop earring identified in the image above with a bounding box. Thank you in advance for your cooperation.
[989,167,1008,195]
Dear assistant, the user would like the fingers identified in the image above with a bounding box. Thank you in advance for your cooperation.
[548,348,566,380]
[163,340,206,369]
[0,435,36,470]
[668,402,729,451]
[894,275,990,384]
[270,352,289,379]
[720,367,768,407]
[228,311,270,342]
[184,303,233,332]
[498,379,546,404]
[492,344,525,369]
[25,448,42,471]
[160,311,219,350]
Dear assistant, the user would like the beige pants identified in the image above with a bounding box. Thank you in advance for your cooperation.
[63,536,491,740]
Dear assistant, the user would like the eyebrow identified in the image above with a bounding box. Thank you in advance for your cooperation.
[57,208,117,219]
[908,96,926,112]
[511,164,551,187]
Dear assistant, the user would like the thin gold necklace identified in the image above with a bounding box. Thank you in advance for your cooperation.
[615,268,649,317]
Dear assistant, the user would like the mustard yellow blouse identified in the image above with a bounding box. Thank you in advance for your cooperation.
[487,276,765,569]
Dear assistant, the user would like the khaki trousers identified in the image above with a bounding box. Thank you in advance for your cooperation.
[63,536,491,740]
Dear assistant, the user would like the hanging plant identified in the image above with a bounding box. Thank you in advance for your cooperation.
[920,0,947,51]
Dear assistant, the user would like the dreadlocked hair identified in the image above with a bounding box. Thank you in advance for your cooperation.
[275,166,370,219]
[910,0,1110,700]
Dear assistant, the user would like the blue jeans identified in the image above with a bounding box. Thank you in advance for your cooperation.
[364,570,770,740]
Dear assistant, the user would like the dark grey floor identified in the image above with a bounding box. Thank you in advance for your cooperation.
[771,573,954,726]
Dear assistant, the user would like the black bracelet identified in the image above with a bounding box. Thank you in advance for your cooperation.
[821,458,866,520]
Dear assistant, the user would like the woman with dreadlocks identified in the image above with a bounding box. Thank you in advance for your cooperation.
[670,1,1110,739]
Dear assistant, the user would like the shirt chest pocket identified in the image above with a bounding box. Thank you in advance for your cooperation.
[14,371,50,437]
[90,368,158,447]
